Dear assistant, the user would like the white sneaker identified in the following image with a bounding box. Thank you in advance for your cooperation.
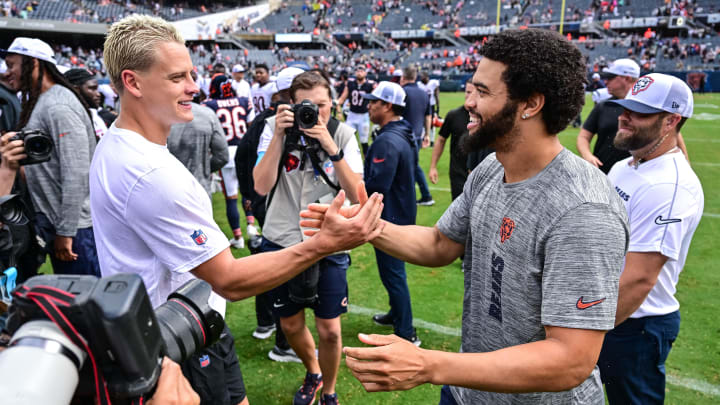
[246,224,259,237]
[229,237,244,249]
[252,324,276,339]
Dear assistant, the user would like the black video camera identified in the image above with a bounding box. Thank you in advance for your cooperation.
[0,273,223,404]
[9,129,54,165]
[285,99,320,149]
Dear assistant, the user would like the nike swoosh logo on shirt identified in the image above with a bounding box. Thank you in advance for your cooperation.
[372,157,385,163]
[576,297,606,310]
[655,216,682,225]
[273,302,285,308]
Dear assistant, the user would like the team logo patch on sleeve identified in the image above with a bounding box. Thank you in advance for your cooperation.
[191,229,208,245]
[500,217,515,243]
[199,354,210,368]
[632,76,654,95]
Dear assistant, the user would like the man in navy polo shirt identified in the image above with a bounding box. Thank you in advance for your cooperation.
[363,81,421,345]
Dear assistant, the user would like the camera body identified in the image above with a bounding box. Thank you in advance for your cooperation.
[9,129,54,165]
[2,273,223,402]
[285,99,320,149]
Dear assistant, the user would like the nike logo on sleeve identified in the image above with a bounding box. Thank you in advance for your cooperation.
[372,157,385,163]
[655,216,682,225]
[576,296,606,310]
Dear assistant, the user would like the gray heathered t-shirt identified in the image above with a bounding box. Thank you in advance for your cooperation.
[168,102,228,196]
[24,85,96,236]
[437,149,628,405]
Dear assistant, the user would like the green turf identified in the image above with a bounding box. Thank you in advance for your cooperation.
[35,92,716,403]
[215,91,720,404]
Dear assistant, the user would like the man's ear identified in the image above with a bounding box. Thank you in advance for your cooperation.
[520,93,545,120]
[121,69,143,98]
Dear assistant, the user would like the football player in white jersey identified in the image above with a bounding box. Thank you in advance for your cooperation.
[251,64,275,115]
[417,71,440,145]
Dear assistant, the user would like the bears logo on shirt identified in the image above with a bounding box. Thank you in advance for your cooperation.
[284,154,300,172]
[632,76,654,95]
[500,217,515,243]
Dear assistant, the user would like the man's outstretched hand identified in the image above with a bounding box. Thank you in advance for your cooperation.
[344,333,430,392]
[304,182,385,254]
[300,181,381,238]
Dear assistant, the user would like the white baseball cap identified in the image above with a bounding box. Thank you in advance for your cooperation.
[601,58,640,78]
[609,73,693,118]
[0,60,6,74]
[275,67,305,91]
[392,69,403,77]
[232,64,245,73]
[362,81,406,107]
[1,37,57,65]
[591,73,600,80]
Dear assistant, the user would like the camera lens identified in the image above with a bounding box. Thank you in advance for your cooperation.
[25,136,52,155]
[0,194,29,225]
[154,280,223,363]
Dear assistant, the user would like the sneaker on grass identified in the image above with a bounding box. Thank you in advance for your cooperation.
[268,345,302,363]
[229,237,244,249]
[293,372,323,405]
[320,392,339,405]
[252,324,275,340]
[417,196,435,206]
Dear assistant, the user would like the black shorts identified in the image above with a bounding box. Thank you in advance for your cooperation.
[181,323,246,404]
[260,237,349,319]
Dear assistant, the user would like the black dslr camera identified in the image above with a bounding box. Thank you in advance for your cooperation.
[0,273,223,405]
[9,129,54,165]
[285,99,320,149]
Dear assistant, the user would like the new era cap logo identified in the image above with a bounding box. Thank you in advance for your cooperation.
[671,101,680,109]
[632,76,654,95]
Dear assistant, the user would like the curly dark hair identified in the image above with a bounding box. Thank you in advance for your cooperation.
[479,29,587,135]
[16,56,91,130]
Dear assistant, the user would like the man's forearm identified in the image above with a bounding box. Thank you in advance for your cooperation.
[424,334,601,393]
[576,130,594,158]
[371,222,463,267]
[220,238,329,300]
[615,270,655,325]
[253,130,283,196]
[430,137,446,170]
[424,115,431,138]
[332,160,362,204]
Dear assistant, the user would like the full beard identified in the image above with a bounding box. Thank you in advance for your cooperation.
[462,99,520,155]
[613,116,664,151]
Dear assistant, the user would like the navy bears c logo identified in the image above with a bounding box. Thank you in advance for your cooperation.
[632,76,654,95]
[500,217,515,243]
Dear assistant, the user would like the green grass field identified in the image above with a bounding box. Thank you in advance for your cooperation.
[33,92,716,403]
[212,91,720,404]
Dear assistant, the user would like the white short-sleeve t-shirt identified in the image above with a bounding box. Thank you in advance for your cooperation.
[609,151,704,318]
[90,124,229,315]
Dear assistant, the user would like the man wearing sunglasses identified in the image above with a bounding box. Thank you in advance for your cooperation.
[577,58,641,174]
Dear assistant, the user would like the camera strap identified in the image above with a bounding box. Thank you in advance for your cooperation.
[266,117,342,210]
[12,285,113,405]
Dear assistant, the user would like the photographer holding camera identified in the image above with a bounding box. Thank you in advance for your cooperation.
[93,15,382,405]
[253,71,364,405]
[1,37,100,277]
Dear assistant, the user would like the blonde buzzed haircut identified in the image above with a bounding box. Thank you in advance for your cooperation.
[104,14,184,93]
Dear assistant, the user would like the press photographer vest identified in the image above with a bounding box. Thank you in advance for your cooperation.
[261,116,356,249]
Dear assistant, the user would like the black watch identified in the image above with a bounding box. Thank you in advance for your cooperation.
[328,149,344,162]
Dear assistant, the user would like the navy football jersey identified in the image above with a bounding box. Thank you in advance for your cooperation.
[346,78,375,114]
[202,97,254,146]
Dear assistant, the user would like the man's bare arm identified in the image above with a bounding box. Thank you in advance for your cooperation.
[615,251,667,325]
[429,135,447,184]
[194,188,385,301]
[576,129,602,168]
[344,325,605,393]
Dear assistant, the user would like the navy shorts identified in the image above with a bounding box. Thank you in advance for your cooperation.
[181,323,246,405]
[260,237,349,319]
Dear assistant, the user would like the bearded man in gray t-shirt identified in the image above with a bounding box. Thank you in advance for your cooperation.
[303,29,629,404]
